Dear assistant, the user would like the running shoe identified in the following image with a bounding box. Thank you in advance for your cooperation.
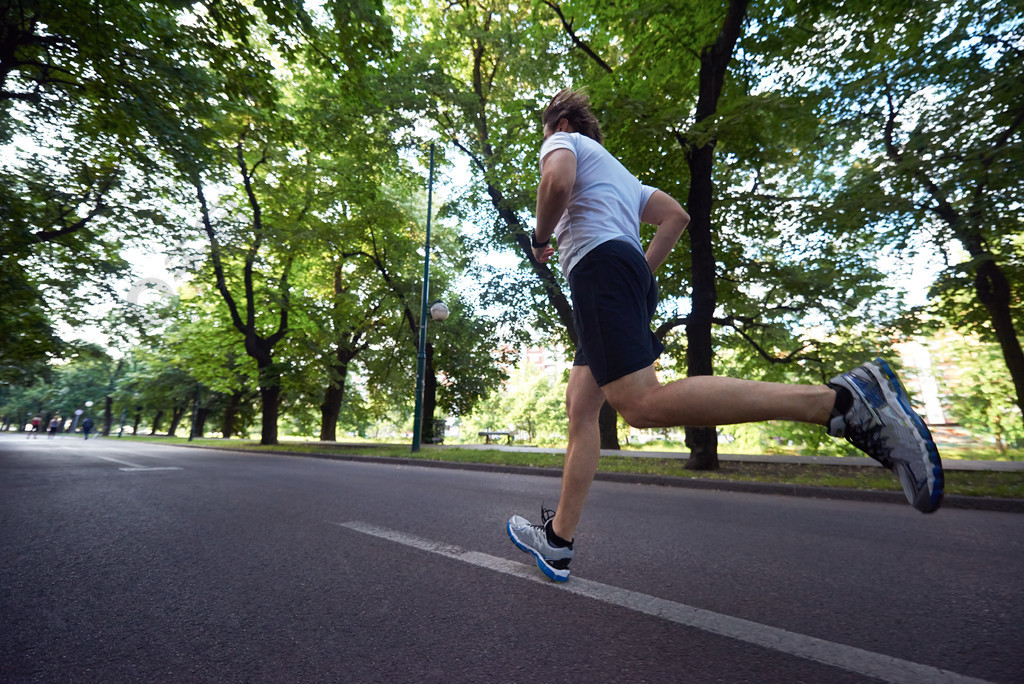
[507,508,573,582]
[827,357,944,513]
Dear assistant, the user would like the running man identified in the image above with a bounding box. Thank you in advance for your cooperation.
[507,88,944,583]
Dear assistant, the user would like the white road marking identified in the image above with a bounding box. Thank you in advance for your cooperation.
[333,521,991,684]
[91,455,182,472]
[117,466,183,472]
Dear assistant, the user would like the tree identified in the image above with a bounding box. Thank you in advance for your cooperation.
[113,350,197,437]
[169,0,399,446]
[150,296,260,439]
[790,0,1023,423]
[675,0,750,467]
[0,0,274,369]
[1,341,121,433]
[279,66,434,442]
[352,192,510,445]
[191,138,295,446]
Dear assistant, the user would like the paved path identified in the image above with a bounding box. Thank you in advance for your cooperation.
[2,436,1022,682]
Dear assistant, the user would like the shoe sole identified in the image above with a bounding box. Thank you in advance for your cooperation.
[868,358,944,513]
[506,521,570,582]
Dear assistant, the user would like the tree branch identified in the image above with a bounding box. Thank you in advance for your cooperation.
[715,315,820,365]
[236,133,268,331]
[542,1,613,73]
[654,316,688,341]
[268,254,292,348]
[194,180,247,336]
[32,175,116,242]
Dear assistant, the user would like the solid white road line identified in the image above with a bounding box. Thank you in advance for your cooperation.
[333,521,991,684]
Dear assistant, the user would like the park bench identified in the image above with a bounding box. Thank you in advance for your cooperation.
[478,430,513,445]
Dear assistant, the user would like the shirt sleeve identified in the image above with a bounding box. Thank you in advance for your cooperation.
[539,132,577,172]
[638,184,659,217]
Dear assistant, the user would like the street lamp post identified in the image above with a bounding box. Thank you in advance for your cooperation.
[412,144,437,453]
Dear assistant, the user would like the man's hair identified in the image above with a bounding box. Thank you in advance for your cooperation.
[542,88,603,144]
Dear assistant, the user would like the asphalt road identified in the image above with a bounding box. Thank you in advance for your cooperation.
[2,435,1022,683]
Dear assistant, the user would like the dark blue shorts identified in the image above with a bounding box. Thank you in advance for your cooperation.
[568,238,665,386]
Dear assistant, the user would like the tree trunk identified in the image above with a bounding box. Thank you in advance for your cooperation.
[221,392,242,439]
[166,407,186,437]
[132,409,141,435]
[319,365,348,442]
[468,35,618,448]
[192,407,210,438]
[973,258,1024,427]
[259,383,280,445]
[599,401,620,450]
[253,347,281,445]
[102,395,113,436]
[152,410,164,435]
[684,138,720,470]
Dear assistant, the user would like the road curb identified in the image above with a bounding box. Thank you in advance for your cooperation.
[219,446,1024,514]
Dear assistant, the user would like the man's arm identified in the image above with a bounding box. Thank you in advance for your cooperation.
[533,148,576,263]
[640,190,689,273]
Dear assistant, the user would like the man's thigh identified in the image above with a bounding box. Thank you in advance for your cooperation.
[567,365,606,419]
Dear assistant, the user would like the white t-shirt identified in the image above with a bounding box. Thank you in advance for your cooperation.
[539,132,657,276]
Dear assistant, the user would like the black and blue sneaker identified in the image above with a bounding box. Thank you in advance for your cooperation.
[507,508,573,582]
[828,358,944,513]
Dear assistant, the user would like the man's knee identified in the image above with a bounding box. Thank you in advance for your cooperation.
[566,392,602,424]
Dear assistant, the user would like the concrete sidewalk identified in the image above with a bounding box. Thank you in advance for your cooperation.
[448,443,1024,471]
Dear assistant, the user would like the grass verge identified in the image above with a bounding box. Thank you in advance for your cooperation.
[119,435,1024,500]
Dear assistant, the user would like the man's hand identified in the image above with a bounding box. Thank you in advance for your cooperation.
[532,243,556,263]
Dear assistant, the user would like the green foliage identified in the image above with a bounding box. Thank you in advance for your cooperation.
[0,260,59,384]
[0,0,298,394]
[938,335,1024,452]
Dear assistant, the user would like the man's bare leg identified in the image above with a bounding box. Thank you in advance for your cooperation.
[551,365,606,542]
[601,365,836,429]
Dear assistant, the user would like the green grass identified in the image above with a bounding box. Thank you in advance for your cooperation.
[119,434,1024,500]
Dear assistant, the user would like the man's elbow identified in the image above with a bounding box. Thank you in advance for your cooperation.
[669,208,689,236]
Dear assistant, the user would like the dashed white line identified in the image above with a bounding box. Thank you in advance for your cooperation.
[91,454,182,471]
[117,466,183,472]
[333,521,991,684]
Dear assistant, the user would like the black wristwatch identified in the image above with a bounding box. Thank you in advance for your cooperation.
[531,230,550,248]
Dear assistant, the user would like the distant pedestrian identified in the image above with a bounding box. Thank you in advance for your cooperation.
[28,415,41,439]
[48,416,61,439]
[81,416,94,440]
